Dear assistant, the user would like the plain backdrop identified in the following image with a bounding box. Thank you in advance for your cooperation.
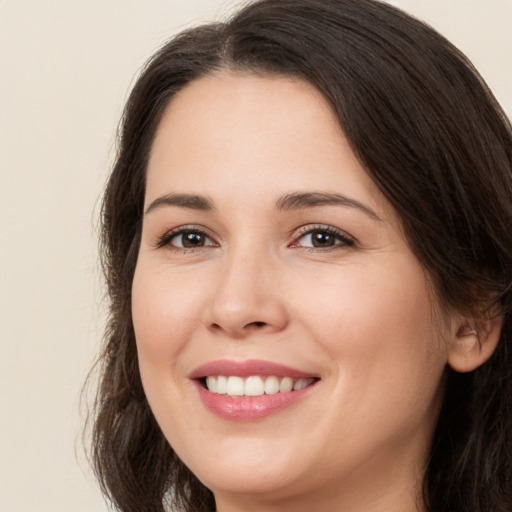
[0,1,510,511]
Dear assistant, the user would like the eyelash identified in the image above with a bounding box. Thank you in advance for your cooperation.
[290,224,355,251]
[154,224,355,252]
[155,225,217,251]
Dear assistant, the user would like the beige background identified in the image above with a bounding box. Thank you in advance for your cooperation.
[0,1,510,511]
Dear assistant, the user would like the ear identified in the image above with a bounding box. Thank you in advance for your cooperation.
[447,312,503,373]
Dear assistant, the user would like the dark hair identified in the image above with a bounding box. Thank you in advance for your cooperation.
[90,1,512,510]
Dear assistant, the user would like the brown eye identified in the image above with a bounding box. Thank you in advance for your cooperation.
[308,230,336,247]
[170,230,214,248]
[296,228,353,249]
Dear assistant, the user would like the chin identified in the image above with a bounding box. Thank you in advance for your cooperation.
[175,434,308,497]
[202,467,292,496]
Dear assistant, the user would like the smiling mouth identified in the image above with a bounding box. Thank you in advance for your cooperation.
[201,375,317,397]
[191,360,320,420]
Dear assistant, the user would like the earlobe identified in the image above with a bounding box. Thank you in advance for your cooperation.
[447,314,503,373]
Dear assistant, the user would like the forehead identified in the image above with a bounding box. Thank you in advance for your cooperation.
[146,71,391,219]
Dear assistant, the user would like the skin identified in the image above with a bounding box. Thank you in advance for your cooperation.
[132,72,484,511]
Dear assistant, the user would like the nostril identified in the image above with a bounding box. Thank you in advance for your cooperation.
[248,321,267,328]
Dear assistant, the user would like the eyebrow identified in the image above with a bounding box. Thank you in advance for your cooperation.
[145,193,215,215]
[276,192,381,221]
[144,191,381,221]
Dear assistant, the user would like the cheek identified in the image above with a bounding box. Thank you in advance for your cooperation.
[131,262,207,438]
[131,263,204,370]
[293,257,448,403]
[295,260,436,342]
[288,261,448,467]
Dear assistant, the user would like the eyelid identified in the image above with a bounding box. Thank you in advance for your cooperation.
[152,223,355,251]
[289,224,356,249]
[154,224,219,249]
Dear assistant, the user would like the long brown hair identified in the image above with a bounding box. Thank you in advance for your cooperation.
[90,1,512,510]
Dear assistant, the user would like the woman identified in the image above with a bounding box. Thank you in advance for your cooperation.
[90,0,512,510]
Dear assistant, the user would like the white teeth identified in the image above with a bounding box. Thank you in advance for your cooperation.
[293,378,314,391]
[264,376,280,395]
[216,375,227,394]
[204,375,315,396]
[226,376,244,396]
[206,376,217,393]
[279,376,293,393]
[245,376,265,396]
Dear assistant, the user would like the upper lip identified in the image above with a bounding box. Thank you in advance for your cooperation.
[189,359,319,380]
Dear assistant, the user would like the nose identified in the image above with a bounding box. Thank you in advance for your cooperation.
[204,247,289,338]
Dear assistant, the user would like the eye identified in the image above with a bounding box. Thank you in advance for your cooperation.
[172,230,214,248]
[291,226,354,250]
[157,227,217,250]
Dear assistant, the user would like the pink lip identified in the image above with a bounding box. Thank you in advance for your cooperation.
[189,359,318,379]
[189,359,319,422]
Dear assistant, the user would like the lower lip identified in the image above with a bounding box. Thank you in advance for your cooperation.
[194,381,317,421]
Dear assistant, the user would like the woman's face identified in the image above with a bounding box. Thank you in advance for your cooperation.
[132,72,454,510]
